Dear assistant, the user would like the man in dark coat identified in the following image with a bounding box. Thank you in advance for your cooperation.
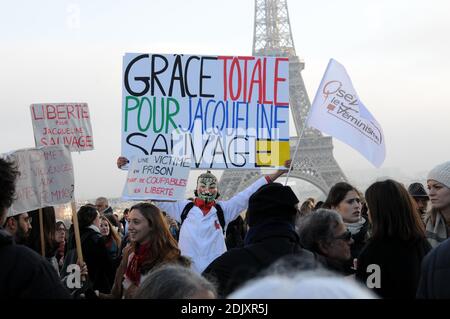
[0,158,70,299]
[417,237,450,298]
[202,183,318,297]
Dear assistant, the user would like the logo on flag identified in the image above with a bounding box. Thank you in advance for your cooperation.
[307,59,385,167]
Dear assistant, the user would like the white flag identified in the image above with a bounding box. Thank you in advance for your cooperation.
[307,59,385,167]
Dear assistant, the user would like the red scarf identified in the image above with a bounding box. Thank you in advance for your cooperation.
[125,242,151,286]
[194,198,216,215]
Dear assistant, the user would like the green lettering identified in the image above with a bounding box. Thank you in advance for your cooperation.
[125,96,140,131]
[153,97,164,133]
[166,98,180,133]
[138,97,152,131]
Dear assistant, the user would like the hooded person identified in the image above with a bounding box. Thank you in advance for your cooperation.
[117,156,291,274]
[202,183,318,297]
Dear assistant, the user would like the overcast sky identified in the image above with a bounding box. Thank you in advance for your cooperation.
[1,0,449,200]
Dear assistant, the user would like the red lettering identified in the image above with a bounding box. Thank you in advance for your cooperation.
[262,58,272,104]
[274,57,289,106]
[81,104,89,119]
[217,56,233,100]
[31,105,44,120]
[229,58,242,101]
[46,104,57,119]
[67,104,75,119]
[248,59,262,103]
[56,105,66,119]
[238,56,254,102]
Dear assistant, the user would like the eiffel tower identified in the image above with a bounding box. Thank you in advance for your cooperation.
[218,0,347,199]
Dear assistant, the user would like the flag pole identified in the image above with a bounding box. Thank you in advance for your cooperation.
[284,60,333,186]
[284,123,307,186]
[38,208,46,256]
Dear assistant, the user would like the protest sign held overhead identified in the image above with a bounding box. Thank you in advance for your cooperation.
[122,53,290,169]
[30,103,94,152]
[307,59,386,167]
[4,145,74,216]
[122,155,190,201]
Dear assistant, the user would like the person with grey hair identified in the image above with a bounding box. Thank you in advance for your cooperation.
[228,270,376,299]
[135,264,216,299]
[297,209,354,275]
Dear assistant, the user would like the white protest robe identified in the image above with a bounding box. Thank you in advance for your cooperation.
[307,59,386,167]
[157,177,268,273]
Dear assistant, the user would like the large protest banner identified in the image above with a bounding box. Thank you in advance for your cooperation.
[5,145,74,216]
[122,53,290,169]
[30,103,94,152]
[122,155,190,201]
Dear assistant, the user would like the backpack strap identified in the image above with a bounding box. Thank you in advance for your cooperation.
[180,202,195,226]
[215,204,226,234]
[180,202,226,234]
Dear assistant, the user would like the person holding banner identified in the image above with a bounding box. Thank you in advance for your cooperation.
[117,157,292,274]
[65,205,115,295]
[0,158,70,299]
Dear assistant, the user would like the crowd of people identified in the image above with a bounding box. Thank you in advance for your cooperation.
[1,156,450,299]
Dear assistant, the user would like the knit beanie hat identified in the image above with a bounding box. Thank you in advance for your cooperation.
[246,183,299,227]
[427,161,450,188]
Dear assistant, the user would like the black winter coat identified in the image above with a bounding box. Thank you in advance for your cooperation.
[0,229,70,299]
[202,222,318,297]
[417,237,450,298]
[66,227,115,294]
[356,237,431,299]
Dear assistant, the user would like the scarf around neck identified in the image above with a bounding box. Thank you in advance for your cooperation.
[88,224,101,233]
[194,198,216,215]
[346,217,366,235]
[426,212,448,248]
[125,242,151,286]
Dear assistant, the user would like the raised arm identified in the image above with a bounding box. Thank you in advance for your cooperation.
[265,159,292,182]
[219,159,292,224]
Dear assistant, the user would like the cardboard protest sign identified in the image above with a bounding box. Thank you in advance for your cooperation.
[122,53,290,169]
[122,155,190,201]
[5,145,74,216]
[30,103,94,152]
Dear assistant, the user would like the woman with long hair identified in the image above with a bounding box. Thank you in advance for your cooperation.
[356,179,431,298]
[425,161,450,248]
[26,207,59,273]
[101,202,184,299]
[55,220,67,269]
[99,215,122,261]
[323,182,369,259]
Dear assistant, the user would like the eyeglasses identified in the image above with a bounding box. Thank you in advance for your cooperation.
[56,227,66,232]
[334,229,352,241]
